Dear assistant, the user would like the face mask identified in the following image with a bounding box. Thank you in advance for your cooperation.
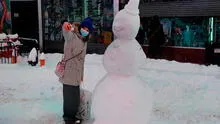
[80,29,89,37]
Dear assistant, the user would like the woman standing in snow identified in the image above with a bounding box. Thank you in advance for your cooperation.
[59,17,93,124]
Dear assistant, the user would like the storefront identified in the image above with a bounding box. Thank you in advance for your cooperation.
[7,0,220,64]
[42,0,114,53]
[127,0,220,64]
[7,0,114,53]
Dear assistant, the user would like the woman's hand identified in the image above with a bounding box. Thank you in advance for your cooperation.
[63,22,72,31]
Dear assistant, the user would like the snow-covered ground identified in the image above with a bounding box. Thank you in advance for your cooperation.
[0,53,220,124]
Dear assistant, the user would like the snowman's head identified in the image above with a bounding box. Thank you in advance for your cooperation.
[112,0,140,40]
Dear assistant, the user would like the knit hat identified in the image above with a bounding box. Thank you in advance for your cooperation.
[80,17,94,33]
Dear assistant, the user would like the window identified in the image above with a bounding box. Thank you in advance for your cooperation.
[42,0,114,44]
[216,17,220,43]
[142,16,214,48]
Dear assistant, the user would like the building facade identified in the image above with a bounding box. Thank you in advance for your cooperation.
[42,0,114,53]
[6,0,220,64]
[135,0,220,64]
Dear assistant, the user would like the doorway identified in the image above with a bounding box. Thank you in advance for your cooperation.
[11,0,38,39]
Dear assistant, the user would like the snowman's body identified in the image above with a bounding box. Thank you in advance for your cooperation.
[103,39,146,76]
[92,75,152,124]
[91,0,153,123]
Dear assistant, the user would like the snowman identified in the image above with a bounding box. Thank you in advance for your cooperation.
[91,0,153,124]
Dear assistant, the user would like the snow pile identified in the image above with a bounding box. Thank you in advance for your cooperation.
[0,53,220,124]
[0,33,7,40]
[28,48,37,62]
[7,34,18,39]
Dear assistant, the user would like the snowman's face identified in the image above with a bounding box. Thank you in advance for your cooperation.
[112,10,140,40]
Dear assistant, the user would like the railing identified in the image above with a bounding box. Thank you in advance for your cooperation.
[0,41,18,64]
[0,37,39,64]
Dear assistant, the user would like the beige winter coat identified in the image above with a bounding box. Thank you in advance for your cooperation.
[59,26,87,86]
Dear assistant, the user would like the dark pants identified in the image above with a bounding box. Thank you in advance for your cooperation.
[63,84,80,121]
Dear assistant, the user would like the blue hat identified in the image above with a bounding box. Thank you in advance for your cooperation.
[80,17,94,33]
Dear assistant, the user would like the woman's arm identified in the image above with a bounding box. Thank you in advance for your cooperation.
[62,22,75,41]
